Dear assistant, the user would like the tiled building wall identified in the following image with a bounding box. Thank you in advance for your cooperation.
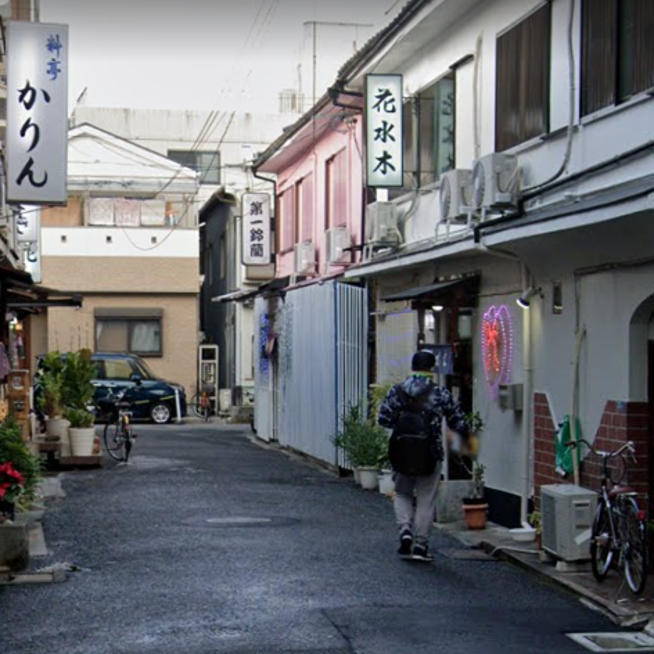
[533,393,650,510]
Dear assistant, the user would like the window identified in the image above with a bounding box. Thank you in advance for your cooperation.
[581,0,654,116]
[95,309,163,356]
[495,4,551,151]
[298,174,314,242]
[419,73,455,185]
[167,150,220,184]
[326,150,347,228]
[278,187,296,252]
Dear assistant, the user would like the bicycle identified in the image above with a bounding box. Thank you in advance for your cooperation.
[190,390,213,422]
[100,388,136,463]
[566,438,648,594]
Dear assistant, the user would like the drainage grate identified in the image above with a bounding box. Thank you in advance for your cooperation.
[568,632,654,652]
[438,548,496,561]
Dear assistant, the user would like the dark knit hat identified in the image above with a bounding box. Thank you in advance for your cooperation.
[411,350,436,372]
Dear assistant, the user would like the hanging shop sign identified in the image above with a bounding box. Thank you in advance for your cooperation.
[242,192,272,266]
[365,74,403,187]
[9,204,41,283]
[482,304,514,400]
[7,21,69,204]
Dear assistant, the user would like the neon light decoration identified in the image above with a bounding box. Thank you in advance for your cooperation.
[482,304,514,400]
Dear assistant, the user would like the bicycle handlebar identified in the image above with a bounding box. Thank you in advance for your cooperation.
[564,437,637,463]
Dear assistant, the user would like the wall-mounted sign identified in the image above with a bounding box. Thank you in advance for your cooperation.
[422,344,453,375]
[7,21,69,204]
[9,205,41,283]
[242,192,272,266]
[482,305,514,400]
[365,74,403,187]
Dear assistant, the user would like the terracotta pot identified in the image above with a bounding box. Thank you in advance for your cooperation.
[462,502,488,530]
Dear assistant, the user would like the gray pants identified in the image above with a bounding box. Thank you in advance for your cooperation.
[393,462,443,547]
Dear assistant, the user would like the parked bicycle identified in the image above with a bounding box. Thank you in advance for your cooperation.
[99,387,136,463]
[565,438,648,594]
[190,390,213,422]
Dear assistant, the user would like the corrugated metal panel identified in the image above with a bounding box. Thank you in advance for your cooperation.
[275,281,368,467]
[335,283,368,469]
[253,297,274,442]
[278,283,337,463]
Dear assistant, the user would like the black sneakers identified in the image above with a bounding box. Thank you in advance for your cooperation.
[397,530,413,557]
[411,544,434,562]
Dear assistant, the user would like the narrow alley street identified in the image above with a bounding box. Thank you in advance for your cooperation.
[2,424,619,653]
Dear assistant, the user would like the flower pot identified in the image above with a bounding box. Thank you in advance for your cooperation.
[378,470,395,497]
[45,417,70,441]
[462,502,488,530]
[69,427,97,457]
[358,466,379,490]
[0,522,29,571]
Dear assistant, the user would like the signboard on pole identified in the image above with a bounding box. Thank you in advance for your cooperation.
[365,74,403,187]
[12,205,42,283]
[7,21,69,204]
[242,192,272,266]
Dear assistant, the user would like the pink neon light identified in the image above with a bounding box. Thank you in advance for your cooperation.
[482,304,514,400]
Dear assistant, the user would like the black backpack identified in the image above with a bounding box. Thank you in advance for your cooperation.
[389,387,437,476]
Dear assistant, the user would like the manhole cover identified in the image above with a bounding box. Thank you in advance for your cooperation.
[568,632,654,652]
[206,517,272,525]
[438,548,495,561]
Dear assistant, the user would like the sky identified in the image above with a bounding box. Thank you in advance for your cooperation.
[39,0,403,114]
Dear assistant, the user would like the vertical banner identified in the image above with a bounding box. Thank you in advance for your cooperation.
[12,206,42,283]
[242,192,271,265]
[7,21,69,204]
[365,74,403,187]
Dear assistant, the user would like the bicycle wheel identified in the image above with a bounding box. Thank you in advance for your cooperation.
[621,497,647,594]
[104,420,127,462]
[190,393,210,420]
[591,500,613,581]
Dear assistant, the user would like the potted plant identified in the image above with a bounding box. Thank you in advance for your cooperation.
[61,349,98,457]
[462,461,488,529]
[463,410,484,456]
[35,351,69,443]
[528,510,542,548]
[333,404,388,490]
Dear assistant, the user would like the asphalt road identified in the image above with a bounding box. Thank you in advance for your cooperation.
[1,423,619,654]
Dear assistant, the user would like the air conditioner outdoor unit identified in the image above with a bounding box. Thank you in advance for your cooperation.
[326,226,351,264]
[541,484,597,562]
[471,153,519,213]
[294,241,315,274]
[439,169,473,222]
[365,201,399,244]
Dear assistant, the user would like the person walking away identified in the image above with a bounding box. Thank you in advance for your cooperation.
[378,350,470,561]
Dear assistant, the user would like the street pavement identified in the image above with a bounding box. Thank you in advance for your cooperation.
[0,422,628,654]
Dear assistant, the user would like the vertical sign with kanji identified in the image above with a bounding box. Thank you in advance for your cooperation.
[365,74,403,187]
[242,193,271,266]
[13,206,42,283]
[7,22,69,204]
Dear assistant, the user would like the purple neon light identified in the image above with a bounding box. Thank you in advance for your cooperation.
[482,304,514,400]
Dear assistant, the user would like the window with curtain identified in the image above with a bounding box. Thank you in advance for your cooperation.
[96,318,162,356]
[326,150,347,228]
[298,174,314,243]
[278,188,296,252]
[495,3,551,151]
[581,0,654,116]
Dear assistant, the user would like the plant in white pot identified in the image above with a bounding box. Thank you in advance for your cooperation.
[61,350,98,457]
[35,352,69,445]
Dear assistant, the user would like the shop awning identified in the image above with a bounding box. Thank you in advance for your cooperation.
[211,276,292,304]
[1,267,83,312]
[381,275,480,305]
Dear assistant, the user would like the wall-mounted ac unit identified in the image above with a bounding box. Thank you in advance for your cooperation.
[541,484,597,562]
[439,169,472,221]
[326,226,351,264]
[294,241,315,274]
[471,153,519,213]
[365,201,399,244]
